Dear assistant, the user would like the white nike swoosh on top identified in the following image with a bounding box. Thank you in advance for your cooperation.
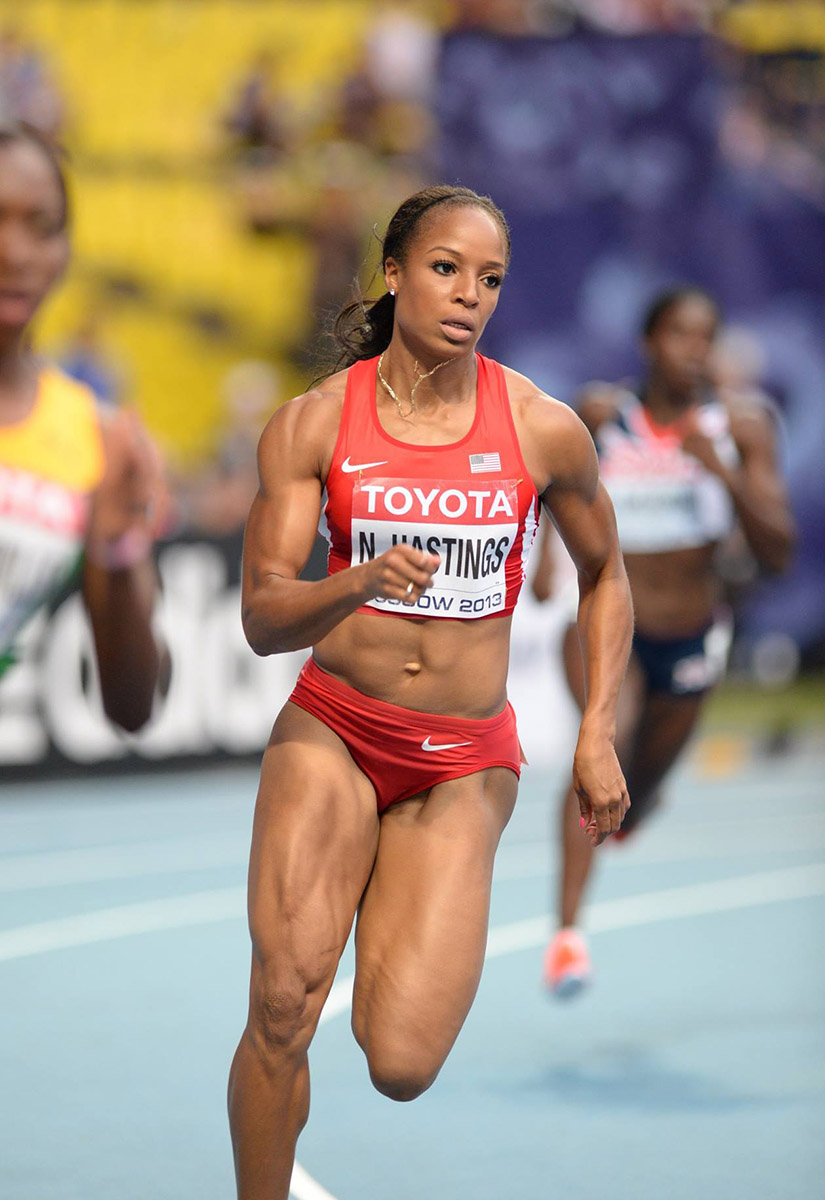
[421,737,473,752]
[340,456,389,473]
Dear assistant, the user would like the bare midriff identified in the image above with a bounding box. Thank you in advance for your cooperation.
[314,611,513,718]
[625,544,720,638]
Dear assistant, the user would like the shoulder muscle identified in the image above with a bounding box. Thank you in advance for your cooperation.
[504,367,598,498]
[257,377,344,491]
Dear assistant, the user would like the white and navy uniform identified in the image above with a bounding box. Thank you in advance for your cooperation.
[595,388,736,695]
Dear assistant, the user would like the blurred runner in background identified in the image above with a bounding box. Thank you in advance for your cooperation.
[538,286,796,998]
[0,121,165,731]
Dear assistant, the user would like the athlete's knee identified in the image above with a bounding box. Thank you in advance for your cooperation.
[247,968,318,1062]
[360,1029,442,1102]
[368,1052,439,1103]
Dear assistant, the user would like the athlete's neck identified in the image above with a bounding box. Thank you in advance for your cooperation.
[0,343,40,425]
[380,343,476,413]
[642,375,700,426]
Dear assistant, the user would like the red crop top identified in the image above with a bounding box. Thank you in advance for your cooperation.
[320,354,539,620]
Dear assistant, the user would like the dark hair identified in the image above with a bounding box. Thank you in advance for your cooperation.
[642,286,720,338]
[332,184,510,369]
[0,121,70,230]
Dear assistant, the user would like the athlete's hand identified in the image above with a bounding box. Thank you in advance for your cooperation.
[360,544,440,606]
[572,730,630,847]
[679,410,725,476]
[575,383,624,439]
[530,536,554,603]
[87,410,167,564]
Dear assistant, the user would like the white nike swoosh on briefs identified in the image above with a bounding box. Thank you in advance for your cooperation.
[421,737,473,752]
[340,457,389,473]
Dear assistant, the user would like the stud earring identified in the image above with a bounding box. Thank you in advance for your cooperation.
[389,288,396,297]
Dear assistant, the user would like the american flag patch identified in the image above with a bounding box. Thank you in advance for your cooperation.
[469,452,501,474]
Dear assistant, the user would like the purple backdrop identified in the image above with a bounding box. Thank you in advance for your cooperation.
[437,31,825,656]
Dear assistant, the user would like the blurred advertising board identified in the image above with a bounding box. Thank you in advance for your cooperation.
[0,535,304,776]
[0,533,576,776]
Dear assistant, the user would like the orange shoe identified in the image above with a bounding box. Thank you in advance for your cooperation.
[544,928,591,999]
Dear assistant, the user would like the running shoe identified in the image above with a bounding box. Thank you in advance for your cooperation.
[544,928,591,999]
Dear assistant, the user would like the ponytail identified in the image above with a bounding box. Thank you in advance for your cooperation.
[332,290,396,369]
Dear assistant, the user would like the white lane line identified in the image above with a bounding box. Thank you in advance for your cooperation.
[0,815,819,895]
[1,777,819,892]
[492,831,825,881]
[0,836,249,893]
[1,864,823,1200]
[0,886,245,963]
[4,863,821,971]
[290,1163,340,1200]
[513,777,825,813]
[485,861,825,957]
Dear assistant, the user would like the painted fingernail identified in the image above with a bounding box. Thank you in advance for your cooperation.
[579,817,586,829]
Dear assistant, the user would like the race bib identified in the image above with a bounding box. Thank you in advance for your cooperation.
[351,477,519,619]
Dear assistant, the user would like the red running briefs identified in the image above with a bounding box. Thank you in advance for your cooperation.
[288,657,523,813]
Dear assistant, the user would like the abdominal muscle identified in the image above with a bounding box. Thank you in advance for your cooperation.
[626,544,722,638]
[313,610,513,719]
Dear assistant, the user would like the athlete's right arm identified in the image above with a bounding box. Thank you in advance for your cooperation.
[241,392,438,655]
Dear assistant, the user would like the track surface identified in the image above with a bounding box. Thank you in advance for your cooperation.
[1,739,823,1200]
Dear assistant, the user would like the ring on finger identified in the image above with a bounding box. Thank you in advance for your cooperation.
[405,581,415,597]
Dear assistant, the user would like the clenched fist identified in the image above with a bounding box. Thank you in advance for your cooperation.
[360,544,440,606]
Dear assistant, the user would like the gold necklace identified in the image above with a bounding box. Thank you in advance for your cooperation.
[377,352,448,420]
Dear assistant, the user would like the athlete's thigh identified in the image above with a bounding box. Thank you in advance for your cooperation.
[622,688,707,804]
[247,703,379,997]
[352,766,517,1071]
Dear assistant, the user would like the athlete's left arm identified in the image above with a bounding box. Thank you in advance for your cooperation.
[681,404,796,574]
[82,410,167,733]
[524,395,634,846]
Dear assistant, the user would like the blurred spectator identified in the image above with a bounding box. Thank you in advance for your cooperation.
[448,0,539,33]
[570,0,721,32]
[221,49,292,161]
[291,6,442,353]
[337,49,383,147]
[0,26,64,138]
[365,1,440,106]
[305,142,378,348]
[335,4,438,166]
[718,83,825,201]
[715,3,825,197]
[179,360,281,537]
[221,51,302,236]
[448,1,724,34]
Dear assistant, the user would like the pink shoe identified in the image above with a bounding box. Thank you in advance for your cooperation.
[544,928,591,999]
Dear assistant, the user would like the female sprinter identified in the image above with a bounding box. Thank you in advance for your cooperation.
[0,122,163,730]
[541,287,796,997]
[229,184,634,1199]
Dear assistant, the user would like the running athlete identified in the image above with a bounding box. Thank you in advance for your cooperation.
[228,184,634,1199]
[0,122,163,731]
[542,287,796,998]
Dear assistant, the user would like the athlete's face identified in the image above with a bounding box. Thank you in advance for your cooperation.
[385,205,507,359]
[0,142,68,337]
[644,295,718,395]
